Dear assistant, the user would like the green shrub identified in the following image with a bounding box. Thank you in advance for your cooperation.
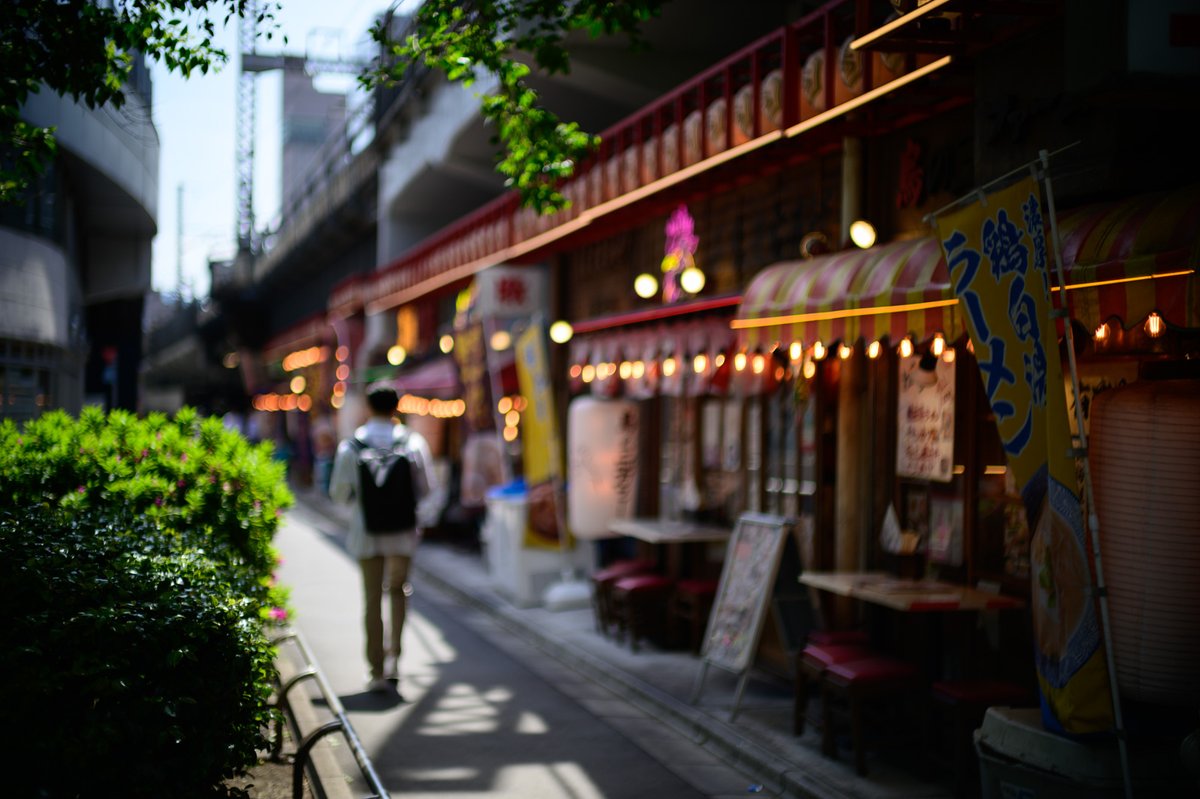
[0,406,292,618]
[0,507,277,798]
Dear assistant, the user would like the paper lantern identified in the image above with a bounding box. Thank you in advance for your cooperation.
[567,396,640,539]
[1091,379,1200,706]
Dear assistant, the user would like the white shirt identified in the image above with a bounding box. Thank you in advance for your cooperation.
[329,418,440,560]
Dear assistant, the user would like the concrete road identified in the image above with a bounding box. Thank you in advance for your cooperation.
[275,503,765,799]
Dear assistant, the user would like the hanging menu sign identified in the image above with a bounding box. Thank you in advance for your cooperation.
[896,353,955,482]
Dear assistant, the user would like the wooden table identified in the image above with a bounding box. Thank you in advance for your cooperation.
[799,571,1025,679]
[609,518,732,579]
[798,571,1025,612]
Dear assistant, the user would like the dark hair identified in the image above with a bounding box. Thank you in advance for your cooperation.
[366,385,399,416]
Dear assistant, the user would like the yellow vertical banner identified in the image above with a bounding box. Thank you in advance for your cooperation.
[936,176,1114,735]
[514,322,566,549]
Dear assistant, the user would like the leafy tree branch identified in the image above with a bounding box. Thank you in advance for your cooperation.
[0,0,281,204]
[365,0,668,214]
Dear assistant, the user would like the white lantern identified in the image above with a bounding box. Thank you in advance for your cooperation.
[567,396,640,539]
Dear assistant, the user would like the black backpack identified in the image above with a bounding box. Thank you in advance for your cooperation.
[351,432,418,534]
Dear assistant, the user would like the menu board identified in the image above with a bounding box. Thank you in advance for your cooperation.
[699,513,792,673]
[896,353,955,482]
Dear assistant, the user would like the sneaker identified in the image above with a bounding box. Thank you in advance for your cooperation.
[366,677,392,694]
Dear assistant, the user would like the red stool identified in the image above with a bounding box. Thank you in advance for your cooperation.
[670,579,719,653]
[808,630,870,647]
[794,642,873,735]
[589,559,657,636]
[609,574,674,652]
[928,680,1032,797]
[821,656,921,776]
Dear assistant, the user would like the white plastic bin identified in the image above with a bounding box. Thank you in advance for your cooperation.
[975,707,1194,798]
[481,483,593,607]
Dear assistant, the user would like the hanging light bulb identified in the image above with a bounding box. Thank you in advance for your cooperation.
[734,351,748,371]
[838,342,853,360]
[439,334,455,353]
[662,356,677,377]
[849,219,877,249]
[680,265,706,294]
[569,364,582,379]
[714,352,726,368]
[634,273,659,299]
[812,341,827,360]
[943,347,957,364]
[789,341,803,361]
[581,364,596,383]
[632,360,645,379]
[1093,322,1109,343]
[1144,312,1165,338]
[931,333,946,356]
[489,330,512,351]
[898,337,914,358]
[693,353,708,374]
[387,345,407,365]
[549,320,574,344]
[751,353,766,374]
[619,361,633,380]
[867,340,882,359]
[802,359,817,380]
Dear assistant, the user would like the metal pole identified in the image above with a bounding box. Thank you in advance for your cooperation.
[1039,150,1134,799]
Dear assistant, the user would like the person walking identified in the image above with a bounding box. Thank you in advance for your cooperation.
[329,384,438,694]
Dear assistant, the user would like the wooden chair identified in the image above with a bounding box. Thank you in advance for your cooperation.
[609,574,675,652]
[589,559,657,636]
[820,655,922,776]
[927,679,1032,797]
[670,578,719,653]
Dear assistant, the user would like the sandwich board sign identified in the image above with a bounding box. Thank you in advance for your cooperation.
[691,512,794,720]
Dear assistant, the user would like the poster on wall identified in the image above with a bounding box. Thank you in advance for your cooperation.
[896,353,955,482]
[928,496,964,566]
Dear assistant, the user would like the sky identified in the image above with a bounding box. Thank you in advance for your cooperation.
[149,0,417,300]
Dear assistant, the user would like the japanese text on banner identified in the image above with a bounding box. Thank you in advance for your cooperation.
[936,175,1113,735]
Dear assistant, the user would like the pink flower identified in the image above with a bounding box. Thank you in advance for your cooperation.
[177,480,186,488]
[76,486,85,494]
[155,497,164,507]
[180,453,188,463]
[140,449,148,460]
[268,607,288,621]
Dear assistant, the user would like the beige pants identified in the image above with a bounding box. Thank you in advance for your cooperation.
[360,554,411,680]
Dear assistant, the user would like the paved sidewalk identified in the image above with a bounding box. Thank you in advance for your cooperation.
[291,488,952,799]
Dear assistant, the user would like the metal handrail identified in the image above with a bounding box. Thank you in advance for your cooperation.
[270,628,391,799]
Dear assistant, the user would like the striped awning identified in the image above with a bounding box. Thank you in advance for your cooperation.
[732,236,963,349]
[734,185,1200,350]
[1055,184,1200,331]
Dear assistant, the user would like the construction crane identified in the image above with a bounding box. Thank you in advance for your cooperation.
[235,3,368,258]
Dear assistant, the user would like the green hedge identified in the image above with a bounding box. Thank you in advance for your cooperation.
[0,408,294,797]
[0,508,277,797]
[0,406,291,616]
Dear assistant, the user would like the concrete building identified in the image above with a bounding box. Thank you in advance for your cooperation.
[0,56,158,420]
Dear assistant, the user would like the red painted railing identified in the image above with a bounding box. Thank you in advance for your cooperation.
[364,0,946,313]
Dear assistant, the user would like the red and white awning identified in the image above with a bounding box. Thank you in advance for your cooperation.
[734,185,1200,350]
[733,236,963,349]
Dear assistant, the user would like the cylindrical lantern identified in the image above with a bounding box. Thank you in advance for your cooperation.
[1091,379,1200,707]
[567,396,640,539]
